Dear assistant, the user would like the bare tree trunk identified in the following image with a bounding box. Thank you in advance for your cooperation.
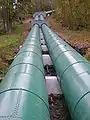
[68,0,74,29]
[1,8,6,32]
[2,17,6,32]
[6,0,13,33]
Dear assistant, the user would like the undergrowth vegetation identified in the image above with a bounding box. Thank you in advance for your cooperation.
[0,24,24,76]
[52,0,90,30]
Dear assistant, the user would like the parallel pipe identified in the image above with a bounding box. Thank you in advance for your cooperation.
[0,24,50,120]
[41,22,90,120]
[39,14,45,21]
[34,15,39,20]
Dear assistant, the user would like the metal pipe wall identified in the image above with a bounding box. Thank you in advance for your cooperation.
[41,23,90,120]
[39,15,45,20]
[34,15,39,20]
[0,24,50,120]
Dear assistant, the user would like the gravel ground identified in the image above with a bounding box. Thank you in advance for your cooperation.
[49,94,72,120]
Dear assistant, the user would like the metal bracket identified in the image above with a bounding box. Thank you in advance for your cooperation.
[31,20,48,28]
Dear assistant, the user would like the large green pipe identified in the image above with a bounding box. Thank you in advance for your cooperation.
[39,14,45,20]
[41,23,90,120]
[34,15,39,20]
[0,24,50,120]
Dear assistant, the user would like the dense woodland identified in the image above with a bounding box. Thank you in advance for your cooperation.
[0,0,52,33]
[0,0,90,33]
[53,0,90,30]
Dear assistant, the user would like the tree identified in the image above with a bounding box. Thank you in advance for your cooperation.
[52,0,90,29]
[0,0,15,33]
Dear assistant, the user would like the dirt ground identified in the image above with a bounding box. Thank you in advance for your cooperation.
[49,17,90,60]
[23,17,32,39]
[49,94,71,120]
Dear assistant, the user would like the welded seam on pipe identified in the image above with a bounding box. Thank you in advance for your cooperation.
[49,44,70,53]
[22,44,41,49]
[5,72,39,78]
[73,91,90,115]
[52,50,76,63]
[0,116,22,119]
[22,44,41,50]
[8,63,44,76]
[0,89,49,110]
[60,61,90,82]
[16,51,42,59]
[47,42,66,51]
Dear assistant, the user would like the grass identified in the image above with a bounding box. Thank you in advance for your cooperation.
[0,23,24,76]
[62,29,74,36]
[12,24,24,34]
[0,24,24,56]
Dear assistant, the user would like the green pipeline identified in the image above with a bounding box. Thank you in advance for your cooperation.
[41,24,90,120]
[39,14,45,21]
[0,24,50,120]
